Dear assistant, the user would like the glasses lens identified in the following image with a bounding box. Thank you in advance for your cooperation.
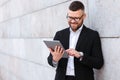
[66,15,83,22]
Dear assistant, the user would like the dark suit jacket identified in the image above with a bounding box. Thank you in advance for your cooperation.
[47,25,104,80]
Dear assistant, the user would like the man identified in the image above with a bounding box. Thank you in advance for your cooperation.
[47,1,104,80]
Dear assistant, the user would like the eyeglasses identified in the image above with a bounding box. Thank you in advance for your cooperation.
[66,15,83,22]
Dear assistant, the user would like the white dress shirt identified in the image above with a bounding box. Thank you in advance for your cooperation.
[66,25,83,76]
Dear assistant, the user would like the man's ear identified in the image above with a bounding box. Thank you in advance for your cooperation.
[83,13,86,19]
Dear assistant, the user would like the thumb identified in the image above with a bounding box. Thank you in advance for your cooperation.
[49,48,54,54]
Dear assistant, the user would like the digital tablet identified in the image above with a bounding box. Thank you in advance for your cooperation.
[43,40,68,58]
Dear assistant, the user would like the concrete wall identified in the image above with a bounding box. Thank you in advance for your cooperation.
[0,0,120,80]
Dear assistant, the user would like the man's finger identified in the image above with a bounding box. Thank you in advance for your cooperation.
[55,46,58,52]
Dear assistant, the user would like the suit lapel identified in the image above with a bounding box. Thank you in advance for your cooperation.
[75,25,87,50]
[63,28,70,50]
[66,29,70,49]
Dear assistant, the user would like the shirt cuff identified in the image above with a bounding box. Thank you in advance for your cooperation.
[79,52,84,61]
[52,60,58,67]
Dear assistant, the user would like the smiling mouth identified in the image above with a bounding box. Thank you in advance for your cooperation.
[71,23,78,25]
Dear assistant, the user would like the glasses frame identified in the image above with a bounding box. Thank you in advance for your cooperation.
[66,14,84,22]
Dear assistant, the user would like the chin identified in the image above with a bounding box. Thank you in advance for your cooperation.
[71,26,77,29]
[71,27,77,31]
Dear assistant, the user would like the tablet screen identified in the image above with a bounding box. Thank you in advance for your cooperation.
[43,40,64,50]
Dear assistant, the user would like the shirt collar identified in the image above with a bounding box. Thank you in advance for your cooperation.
[70,24,83,33]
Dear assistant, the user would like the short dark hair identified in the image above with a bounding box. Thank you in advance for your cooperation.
[69,1,85,11]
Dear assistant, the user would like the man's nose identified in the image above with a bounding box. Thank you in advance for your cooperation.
[70,19,76,23]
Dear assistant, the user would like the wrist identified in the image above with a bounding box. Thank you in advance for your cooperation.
[53,57,59,62]
[76,52,84,58]
[76,52,80,58]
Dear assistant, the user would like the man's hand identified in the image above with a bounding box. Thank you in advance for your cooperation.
[49,46,64,62]
[66,48,81,58]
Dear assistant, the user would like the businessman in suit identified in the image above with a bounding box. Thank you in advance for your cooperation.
[47,1,104,80]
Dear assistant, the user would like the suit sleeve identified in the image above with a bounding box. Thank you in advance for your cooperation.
[80,32,104,69]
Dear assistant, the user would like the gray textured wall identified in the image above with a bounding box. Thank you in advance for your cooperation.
[0,0,120,80]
